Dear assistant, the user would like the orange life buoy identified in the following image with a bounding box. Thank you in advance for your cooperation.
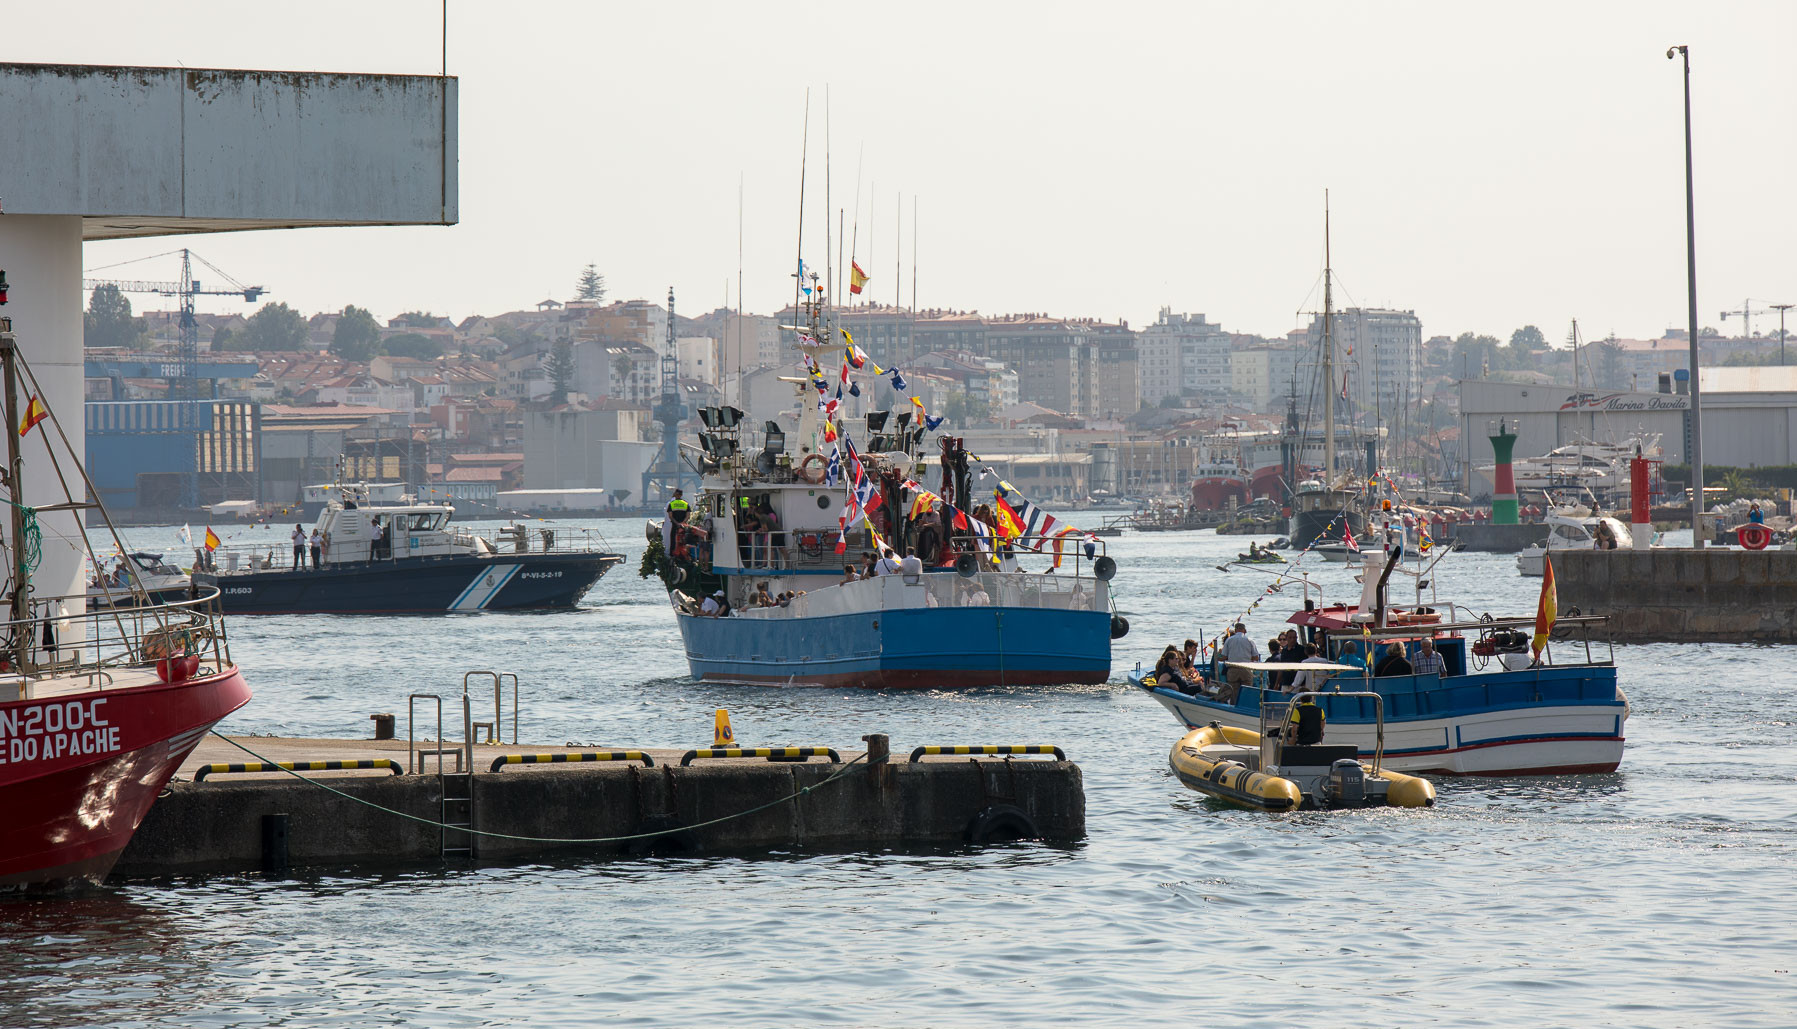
[797,453,828,484]
[1738,524,1771,550]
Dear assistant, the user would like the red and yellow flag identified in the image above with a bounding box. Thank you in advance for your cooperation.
[18,395,47,436]
[203,526,221,551]
[992,493,1025,541]
[1532,553,1558,658]
[849,260,869,295]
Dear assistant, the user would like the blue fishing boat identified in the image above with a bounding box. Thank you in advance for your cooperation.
[644,297,1126,688]
[1134,553,1627,776]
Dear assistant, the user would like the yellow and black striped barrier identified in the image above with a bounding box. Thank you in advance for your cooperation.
[489,751,655,772]
[908,745,1067,763]
[194,759,405,781]
[679,746,842,766]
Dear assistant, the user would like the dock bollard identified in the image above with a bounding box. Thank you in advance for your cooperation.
[862,734,890,764]
[370,713,395,740]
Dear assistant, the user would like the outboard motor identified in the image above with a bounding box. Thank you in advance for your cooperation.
[1328,758,1366,805]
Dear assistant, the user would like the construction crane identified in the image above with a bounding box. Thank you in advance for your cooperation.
[83,248,266,507]
[84,248,266,403]
[1718,298,1777,340]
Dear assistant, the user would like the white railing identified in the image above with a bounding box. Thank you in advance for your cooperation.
[724,571,1108,620]
[0,588,232,691]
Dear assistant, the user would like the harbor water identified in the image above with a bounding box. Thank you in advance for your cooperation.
[3,518,1794,1027]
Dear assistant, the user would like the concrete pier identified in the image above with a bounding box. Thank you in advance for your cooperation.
[114,735,1085,876]
[1558,548,1797,642]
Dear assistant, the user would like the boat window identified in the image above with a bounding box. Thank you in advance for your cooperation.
[409,513,436,531]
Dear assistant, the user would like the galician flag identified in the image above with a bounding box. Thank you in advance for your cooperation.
[1532,553,1558,659]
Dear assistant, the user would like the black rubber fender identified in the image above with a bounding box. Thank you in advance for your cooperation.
[1110,614,1130,639]
[965,803,1040,843]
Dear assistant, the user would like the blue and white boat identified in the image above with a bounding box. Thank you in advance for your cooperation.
[1134,557,1627,776]
[647,306,1125,688]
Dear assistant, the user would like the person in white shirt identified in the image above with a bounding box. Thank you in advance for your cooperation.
[1219,623,1261,700]
[699,590,727,617]
[309,528,323,570]
[1290,643,1333,693]
[291,524,307,569]
[899,548,924,577]
[875,548,902,576]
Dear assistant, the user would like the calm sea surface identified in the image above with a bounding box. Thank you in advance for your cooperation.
[2,517,1794,1027]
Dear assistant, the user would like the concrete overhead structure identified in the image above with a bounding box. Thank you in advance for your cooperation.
[0,62,456,615]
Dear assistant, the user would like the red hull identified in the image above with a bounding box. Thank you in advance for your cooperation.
[1249,466,1284,500]
[0,667,252,893]
[1190,479,1249,512]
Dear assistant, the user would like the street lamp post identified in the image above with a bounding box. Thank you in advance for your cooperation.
[1773,303,1793,366]
[1669,44,1704,548]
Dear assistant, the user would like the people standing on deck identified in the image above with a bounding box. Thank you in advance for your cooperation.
[1276,630,1306,687]
[1288,694,1326,745]
[1749,502,1765,525]
[840,564,860,585]
[663,489,689,554]
[291,524,306,569]
[1219,623,1261,702]
[1339,639,1368,676]
[875,547,903,576]
[1411,637,1446,678]
[899,548,924,577]
[1374,643,1414,677]
[309,528,323,570]
[1290,643,1332,693]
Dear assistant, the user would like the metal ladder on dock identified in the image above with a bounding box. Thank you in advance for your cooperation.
[408,692,478,860]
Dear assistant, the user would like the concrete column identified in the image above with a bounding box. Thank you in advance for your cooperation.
[0,216,87,624]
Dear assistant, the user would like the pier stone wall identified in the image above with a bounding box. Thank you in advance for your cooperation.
[1558,549,1797,642]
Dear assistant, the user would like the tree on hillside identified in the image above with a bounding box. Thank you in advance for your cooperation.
[943,393,992,425]
[547,340,576,405]
[242,302,310,351]
[1450,332,1503,378]
[332,305,382,362]
[1592,336,1625,388]
[392,311,439,329]
[1508,325,1547,363]
[381,332,444,359]
[84,284,146,349]
[211,325,238,352]
[576,264,607,303]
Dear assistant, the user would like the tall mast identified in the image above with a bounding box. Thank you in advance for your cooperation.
[0,325,27,668]
[1570,318,1580,393]
[1322,192,1335,483]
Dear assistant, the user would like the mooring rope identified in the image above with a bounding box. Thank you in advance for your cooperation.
[206,730,868,845]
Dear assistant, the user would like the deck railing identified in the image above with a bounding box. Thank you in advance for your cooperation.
[0,586,232,692]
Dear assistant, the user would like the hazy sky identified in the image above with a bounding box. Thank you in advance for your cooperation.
[18,2,1797,344]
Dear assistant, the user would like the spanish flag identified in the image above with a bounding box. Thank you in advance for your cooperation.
[1531,553,1557,659]
[992,493,1025,541]
[18,395,47,436]
[204,526,221,551]
[849,260,869,295]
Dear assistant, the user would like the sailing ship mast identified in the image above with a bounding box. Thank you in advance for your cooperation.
[1322,193,1335,485]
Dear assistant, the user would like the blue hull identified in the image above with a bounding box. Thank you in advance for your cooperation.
[677,606,1112,688]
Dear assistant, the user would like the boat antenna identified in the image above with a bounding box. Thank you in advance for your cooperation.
[1322,190,1336,486]
[792,88,810,334]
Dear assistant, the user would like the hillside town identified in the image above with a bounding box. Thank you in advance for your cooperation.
[80,268,1797,521]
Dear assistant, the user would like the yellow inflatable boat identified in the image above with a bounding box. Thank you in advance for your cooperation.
[1169,720,1436,811]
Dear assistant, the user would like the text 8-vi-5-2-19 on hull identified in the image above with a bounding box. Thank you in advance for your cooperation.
[192,487,623,614]
[642,295,1127,689]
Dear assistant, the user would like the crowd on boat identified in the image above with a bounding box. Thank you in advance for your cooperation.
[1152,622,1451,702]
